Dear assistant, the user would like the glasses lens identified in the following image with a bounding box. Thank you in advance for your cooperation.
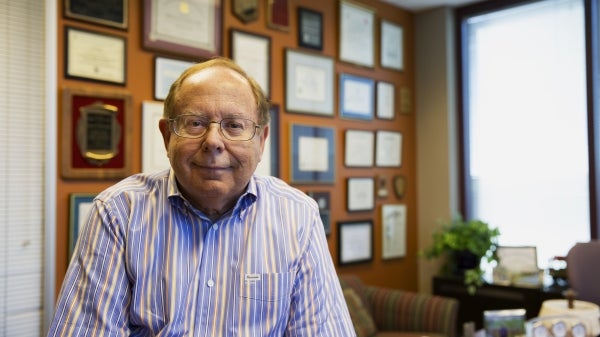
[173,115,208,138]
[220,118,257,140]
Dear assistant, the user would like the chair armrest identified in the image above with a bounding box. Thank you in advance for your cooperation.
[363,285,459,337]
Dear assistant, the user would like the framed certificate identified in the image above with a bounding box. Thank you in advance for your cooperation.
[344,129,374,167]
[380,20,404,71]
[381,204,407,259]
[142,101,170,174]
[69,193,96,257]
[255,104,280,177]
[340,73,375,120]
[65,26,126,85]
[64,0,128,29]
[143,0,221,59]
[154,57,195,100]
[285,49,335,116]
[339,0,375,67]
[376,130,402,167]
[347,177,375,212]
[338,220,373,265]
[377,81,395,120]
[298,7,323,50]
[290,124,335,184]
[230,29,271,97]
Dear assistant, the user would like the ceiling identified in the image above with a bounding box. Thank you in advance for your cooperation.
[381,0,484,12]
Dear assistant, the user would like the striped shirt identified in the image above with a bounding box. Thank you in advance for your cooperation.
[48,170,355,337]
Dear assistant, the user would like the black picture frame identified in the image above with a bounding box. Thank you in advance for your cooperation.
[64,0,128,29]
[338,220,373,266]
[297,7,323,51]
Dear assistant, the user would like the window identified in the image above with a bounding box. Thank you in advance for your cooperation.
[457,0,590,268]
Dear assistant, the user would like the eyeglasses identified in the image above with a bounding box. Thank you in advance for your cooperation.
[169,114,261,141]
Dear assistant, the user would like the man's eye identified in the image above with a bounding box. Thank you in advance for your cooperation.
[224,120,244,129]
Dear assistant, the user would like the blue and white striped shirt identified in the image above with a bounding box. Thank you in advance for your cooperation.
[48,170,355,337]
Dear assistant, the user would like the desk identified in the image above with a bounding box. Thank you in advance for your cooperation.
[433,276,566,331]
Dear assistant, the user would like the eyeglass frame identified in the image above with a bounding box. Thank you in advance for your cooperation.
[168,114,262,141]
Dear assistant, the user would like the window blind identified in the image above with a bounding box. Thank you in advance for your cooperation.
[0,1,45,336]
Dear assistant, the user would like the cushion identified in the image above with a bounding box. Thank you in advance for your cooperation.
[343,287,378,337]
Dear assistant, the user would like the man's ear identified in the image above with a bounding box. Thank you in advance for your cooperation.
[158,118,171,151]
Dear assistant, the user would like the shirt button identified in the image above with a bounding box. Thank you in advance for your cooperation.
[207,279,215,287]
[212,224,219,230]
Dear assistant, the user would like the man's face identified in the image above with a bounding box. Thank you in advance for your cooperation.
[159,66,268,211]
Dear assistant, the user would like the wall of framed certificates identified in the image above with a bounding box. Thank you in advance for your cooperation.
[54,0,416,292]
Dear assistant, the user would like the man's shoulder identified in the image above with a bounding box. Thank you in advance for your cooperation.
[253,175,316,206]
[97,169,170,202]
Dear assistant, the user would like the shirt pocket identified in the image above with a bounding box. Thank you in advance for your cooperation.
[239,271,294,302]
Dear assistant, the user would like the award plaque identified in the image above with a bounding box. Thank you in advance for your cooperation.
[233,0,258,23]
[62,87,133,179]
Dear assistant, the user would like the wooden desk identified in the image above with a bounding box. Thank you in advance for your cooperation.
[433,276,566,331]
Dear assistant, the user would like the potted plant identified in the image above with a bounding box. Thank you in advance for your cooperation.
[422,215,500,294]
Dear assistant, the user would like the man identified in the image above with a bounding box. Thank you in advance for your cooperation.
[48,57,355,336]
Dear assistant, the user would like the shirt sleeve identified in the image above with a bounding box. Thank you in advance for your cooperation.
[47,199,131,337]
[285,211,357,337]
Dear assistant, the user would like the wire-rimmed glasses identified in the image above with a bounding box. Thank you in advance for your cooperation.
[169,114,261,141]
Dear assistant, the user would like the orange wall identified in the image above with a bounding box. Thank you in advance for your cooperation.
[55,0,416,295]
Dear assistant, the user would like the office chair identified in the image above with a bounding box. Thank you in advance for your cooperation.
[566,240,600,306]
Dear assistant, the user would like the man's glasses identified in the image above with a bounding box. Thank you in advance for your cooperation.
[169,114,261,141]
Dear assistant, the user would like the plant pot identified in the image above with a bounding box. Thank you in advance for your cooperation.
[453,250,479,276]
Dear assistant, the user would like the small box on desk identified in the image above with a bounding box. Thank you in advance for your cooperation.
[484,309,527,337]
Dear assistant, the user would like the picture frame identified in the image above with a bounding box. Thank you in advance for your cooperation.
[338,220,373,265]
[64,0,128,29]
[61,87,134,179]
[344,129,374,167]
[255,104,280,177]
[493,246,539,285]
[340,73,375,120]
[290,124,335,184]
[267,0,290,31]
[297,7,323,50]
[307,191,331,235]
[65,26,126,85]
[339,0,375,68]
[230,29,271,97]
[347,177,375,212]
[142,0,221,59]
[377,81,395,120]
[69,193,96,257]
[141,101,170,174]
[381,204,407,259]
[380,20,404,71]
[285,49,335,116]
[154,56,195,101]
[376,130,402,167]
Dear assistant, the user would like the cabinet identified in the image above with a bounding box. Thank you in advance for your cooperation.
[433,276,566,331]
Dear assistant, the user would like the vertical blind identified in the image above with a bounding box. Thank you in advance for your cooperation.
[0,0,45,336]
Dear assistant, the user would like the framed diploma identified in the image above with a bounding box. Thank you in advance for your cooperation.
[377,81,395,120]
[381,204,407,259]
[154,56,195,101]
[64,0,128,29]
[69,193,96,257]
[347,177,375,212]
[230,29,271,97]
[298,7,323,50]
[338,220,373,265]
[290,124,335,184]
[339,0,375,68]
[380,20,404,71]
[339,73,375,120]
[344,129,374,167]
[61,87,133,179]
[142,101,170,173]
[143,0,221,59]
[285,49,335,116]
[376,130,402,167]
[65,26,126,85]
[255,104,280,177]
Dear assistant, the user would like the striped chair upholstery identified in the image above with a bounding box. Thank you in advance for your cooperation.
[339,274,459,337]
